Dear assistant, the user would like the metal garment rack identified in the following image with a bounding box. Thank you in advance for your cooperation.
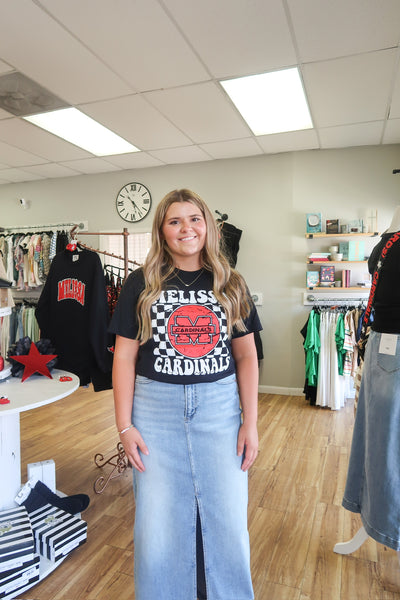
[303,291,369,306]
[70,225,140,280]
[1,221,86,232]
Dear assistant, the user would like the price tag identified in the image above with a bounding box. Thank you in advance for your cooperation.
[379,333,398,356]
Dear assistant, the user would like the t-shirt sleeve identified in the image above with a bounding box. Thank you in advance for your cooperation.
[108,269,144,339]
[232,301,262,339]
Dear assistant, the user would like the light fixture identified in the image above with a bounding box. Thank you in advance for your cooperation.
[24,107,140,156]
[221,67,313,136]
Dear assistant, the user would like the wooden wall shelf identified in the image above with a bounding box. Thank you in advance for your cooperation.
[306,232,379,239]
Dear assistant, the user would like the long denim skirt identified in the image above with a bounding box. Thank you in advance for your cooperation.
[131,373,254,600]
[342,330,400,550]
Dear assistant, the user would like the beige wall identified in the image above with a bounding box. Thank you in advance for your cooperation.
[2,144,400,392]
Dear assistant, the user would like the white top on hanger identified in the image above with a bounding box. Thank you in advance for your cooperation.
[386,206,400,233]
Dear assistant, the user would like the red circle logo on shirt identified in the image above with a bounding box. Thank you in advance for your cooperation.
[167,305,220,358]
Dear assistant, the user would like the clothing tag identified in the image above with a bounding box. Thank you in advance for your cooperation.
[72,254,79,262]
[379,333,398,356]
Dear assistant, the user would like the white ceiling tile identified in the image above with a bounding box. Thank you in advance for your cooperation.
[59,158,122,174]
[383,119,400,144]
[164,0,297,79]
[0,118,91,161]
[0,0,132,104]
[288,0,400,62]
[38,0,209,91]
[257,129,319,154]
[388,65,400,120]
[319,122,384,149]
[103,153,165,169]
[0,140,48,167]
[149,146,211,164]
[80,96,192,150]
[199,138,263,160]
[0,109,13,120]
[145,82,251,143]
[303,50,397,128]
[0,168,44,182]
[21,163,82,179]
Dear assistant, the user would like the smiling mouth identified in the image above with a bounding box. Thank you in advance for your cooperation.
[179,236,196,241]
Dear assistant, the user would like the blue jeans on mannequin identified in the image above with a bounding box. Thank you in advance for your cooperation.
[132,374,254,600]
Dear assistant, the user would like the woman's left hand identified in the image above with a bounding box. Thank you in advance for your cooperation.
[237,422,258,472]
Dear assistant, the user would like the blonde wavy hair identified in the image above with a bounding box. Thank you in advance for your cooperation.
[136,189,252,342]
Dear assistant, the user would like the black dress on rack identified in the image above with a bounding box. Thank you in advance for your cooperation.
[35,247,112,389]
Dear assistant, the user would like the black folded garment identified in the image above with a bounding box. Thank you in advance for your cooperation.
[0,277,12,288]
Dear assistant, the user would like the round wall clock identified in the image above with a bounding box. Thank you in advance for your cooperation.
[116,182,152,223]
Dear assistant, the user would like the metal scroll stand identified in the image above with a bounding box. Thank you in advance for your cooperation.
[93,442,131,494]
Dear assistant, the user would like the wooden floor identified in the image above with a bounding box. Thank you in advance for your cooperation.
[17,387,400,600]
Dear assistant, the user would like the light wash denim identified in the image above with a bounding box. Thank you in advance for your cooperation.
[132,373,254,600]
[343,330,400,550]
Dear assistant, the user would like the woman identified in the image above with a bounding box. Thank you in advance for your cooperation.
[110,189,261,600]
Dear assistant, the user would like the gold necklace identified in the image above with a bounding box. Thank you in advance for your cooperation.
[174,268,204,287]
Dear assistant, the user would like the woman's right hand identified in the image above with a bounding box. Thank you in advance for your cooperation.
[120,426,149,472]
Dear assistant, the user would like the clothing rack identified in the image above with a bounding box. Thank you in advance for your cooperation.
[303,292,369,306]
[1,221,86,233]
[70,225,140,279]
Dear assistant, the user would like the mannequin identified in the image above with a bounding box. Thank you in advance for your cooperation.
[335,206,400,565]
[386,205,400,232]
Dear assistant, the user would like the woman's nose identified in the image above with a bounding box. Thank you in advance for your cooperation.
[180,219,191,231]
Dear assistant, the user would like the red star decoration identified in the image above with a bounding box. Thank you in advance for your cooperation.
[10,343,57,382]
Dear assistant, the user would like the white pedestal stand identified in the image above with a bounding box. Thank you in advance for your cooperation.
[0,368,79,598]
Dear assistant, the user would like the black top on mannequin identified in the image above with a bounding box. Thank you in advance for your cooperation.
[368,206,400,333]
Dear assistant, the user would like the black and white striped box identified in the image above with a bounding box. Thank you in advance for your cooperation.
[29,504,87,562]
[0,507,35,573]
[0,554,40,600]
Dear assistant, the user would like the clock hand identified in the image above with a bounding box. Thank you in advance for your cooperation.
[130,199,143,217]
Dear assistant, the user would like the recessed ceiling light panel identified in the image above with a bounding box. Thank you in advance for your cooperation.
[221,68,313,136]
[24,107,140,156]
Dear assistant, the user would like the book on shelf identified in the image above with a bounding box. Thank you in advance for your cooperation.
[341,269,351,287]
[307,271,320,288]
[308,252,331,262]
[320,265,335,283]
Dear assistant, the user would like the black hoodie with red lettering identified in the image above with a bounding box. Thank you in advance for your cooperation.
[36,247,112,385]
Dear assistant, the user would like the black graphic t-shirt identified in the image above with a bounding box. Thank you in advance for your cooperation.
[109,268,262,384]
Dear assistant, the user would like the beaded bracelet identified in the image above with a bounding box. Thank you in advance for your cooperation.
[118,424,135,435]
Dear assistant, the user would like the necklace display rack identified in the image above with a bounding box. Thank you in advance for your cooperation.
[93,442,130,494]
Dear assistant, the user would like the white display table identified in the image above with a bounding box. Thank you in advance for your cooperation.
[0,368,79,510]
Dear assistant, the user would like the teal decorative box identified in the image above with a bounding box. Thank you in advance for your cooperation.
[339,240,365,261]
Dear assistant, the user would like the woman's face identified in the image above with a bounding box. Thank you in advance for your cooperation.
[161,201,207,268]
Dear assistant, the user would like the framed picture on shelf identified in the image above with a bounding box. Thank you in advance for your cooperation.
[326,219,339,234]
[307,271,320,288]
[348,219,363,233]
[306,213,322,234]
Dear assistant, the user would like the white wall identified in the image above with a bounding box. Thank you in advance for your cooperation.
[1,144,400,391]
